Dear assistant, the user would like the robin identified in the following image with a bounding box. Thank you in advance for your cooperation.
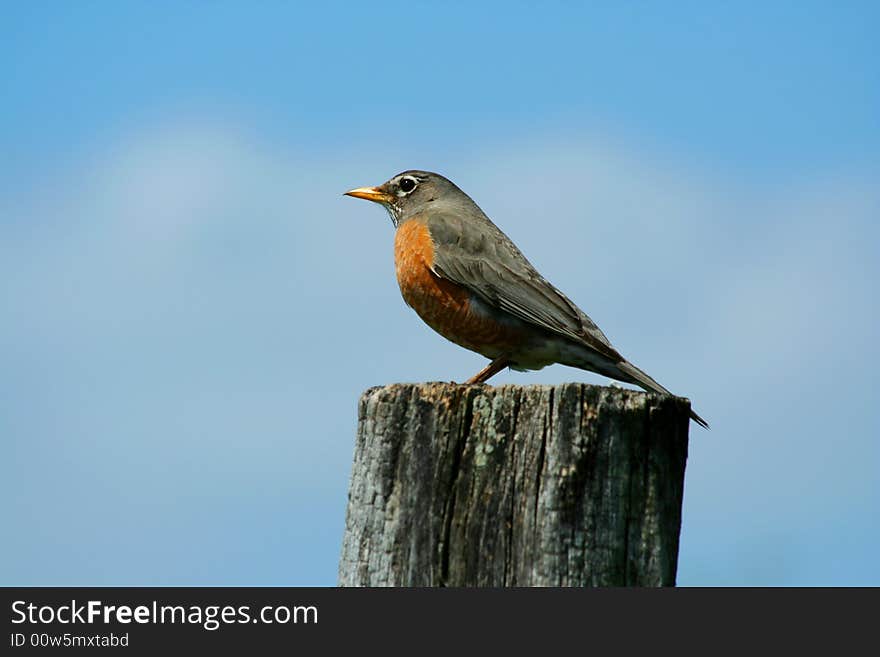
[345,170,708,429]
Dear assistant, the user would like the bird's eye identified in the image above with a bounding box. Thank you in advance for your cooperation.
[399,177,417,193]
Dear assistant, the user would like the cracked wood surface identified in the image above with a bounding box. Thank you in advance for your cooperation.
[338,382,690,587]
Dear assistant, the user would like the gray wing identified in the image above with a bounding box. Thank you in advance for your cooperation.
[422,210,623,362]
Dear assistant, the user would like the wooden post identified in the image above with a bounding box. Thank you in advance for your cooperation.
[338,382,691,587]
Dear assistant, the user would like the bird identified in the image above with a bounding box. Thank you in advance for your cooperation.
[345,170,708,429]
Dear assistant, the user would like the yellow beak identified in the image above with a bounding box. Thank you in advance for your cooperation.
[344,186,393,204]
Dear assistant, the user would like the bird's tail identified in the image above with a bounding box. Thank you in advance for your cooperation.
[616,359,709,430]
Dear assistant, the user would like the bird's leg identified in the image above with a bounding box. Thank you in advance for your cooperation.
[465,355,510,385]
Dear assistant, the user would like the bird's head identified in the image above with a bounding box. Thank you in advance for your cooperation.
[344,170,470,226]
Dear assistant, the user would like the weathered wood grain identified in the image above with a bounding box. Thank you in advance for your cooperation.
[338,383,690,587]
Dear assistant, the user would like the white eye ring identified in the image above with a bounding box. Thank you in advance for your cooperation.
[398,176,418,195]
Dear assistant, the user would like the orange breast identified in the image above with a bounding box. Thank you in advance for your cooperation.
[394,219,526,357]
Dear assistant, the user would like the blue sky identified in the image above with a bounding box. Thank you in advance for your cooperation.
[2,2,877,585]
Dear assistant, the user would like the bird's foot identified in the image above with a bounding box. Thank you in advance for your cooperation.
[465,355,510,385]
